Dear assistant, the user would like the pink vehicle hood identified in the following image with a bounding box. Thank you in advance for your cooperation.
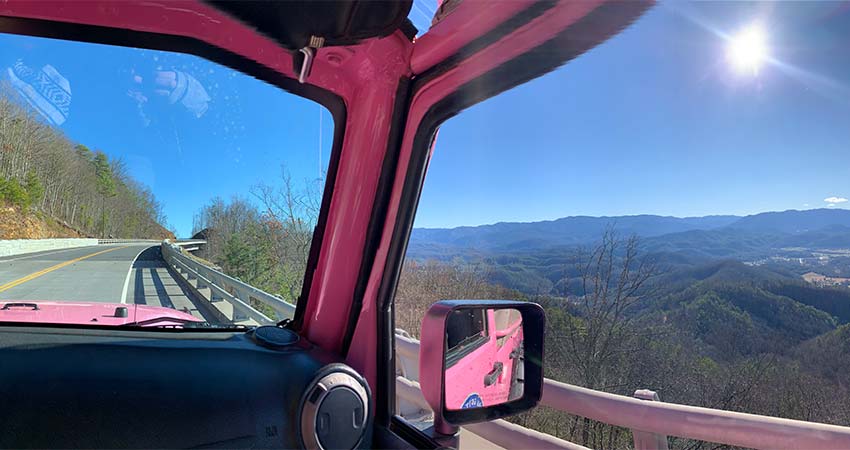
[0,301,202,327]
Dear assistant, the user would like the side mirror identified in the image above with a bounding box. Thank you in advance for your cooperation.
[419,300,545,435]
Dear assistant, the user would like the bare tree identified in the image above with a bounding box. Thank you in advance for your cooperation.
[524,228,659,448]
[250,167,323,301]
[546,228,658,390]
[394,260,511,338]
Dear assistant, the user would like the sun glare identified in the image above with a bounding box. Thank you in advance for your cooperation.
[727,24,768,75]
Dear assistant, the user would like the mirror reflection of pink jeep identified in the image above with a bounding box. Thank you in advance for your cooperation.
[420,300,545,435]
[444,308,524,410]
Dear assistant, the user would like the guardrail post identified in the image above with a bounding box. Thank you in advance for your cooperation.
[232,306,247,322]
[162,241,286,326]
[632,390,669,450]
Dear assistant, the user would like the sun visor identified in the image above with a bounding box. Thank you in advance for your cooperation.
[207,0,415,50]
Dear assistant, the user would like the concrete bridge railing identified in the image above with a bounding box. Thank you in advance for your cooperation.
[161,241,295,326]
[0,238,196,259]
[395,332,850,450]
[0,238,99,257]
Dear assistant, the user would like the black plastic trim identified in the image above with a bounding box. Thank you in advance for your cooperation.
[412,1,555,85]
[206,0,413,50]
[0,16,347,335]
[374,421,432,450]
[400,18,419,42]
[390,416,442,450]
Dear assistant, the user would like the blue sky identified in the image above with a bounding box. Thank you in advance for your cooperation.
[411,1,850,228]
[2,2,850,236]
[1,33,330,237]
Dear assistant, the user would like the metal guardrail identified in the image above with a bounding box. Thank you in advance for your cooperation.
[395,332,850,450]
[98,239,162,244]
[172,239,207,245]
[160,242,295,326]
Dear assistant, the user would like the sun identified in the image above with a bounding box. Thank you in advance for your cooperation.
[727,24,768,75]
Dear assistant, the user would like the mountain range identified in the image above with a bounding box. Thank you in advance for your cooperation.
[406,208,850,421]
[409,208,850,259]
[407,208,850,296]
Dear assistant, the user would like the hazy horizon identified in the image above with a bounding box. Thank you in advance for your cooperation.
[413,206,850,230]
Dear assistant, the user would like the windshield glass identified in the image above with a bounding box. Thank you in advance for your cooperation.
[394,1,850,443]
[0,33,332,328]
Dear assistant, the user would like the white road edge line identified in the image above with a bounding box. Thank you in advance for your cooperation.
[120,245,154,304]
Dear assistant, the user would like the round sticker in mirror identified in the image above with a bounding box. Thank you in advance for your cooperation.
[461,393,483,409]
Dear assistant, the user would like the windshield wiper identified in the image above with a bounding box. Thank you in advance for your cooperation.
[181,321,253,330]
[119,317,252,330]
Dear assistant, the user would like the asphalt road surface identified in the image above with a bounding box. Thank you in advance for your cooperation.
[0,244,209,320]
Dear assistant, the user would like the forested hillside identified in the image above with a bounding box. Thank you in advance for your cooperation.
[396,229,850,448]
[0,82,171,239]
[407,209,850,295]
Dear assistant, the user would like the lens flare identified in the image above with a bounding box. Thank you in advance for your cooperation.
[727,24,768,75]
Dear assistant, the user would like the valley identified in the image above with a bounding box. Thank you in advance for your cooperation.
[397,208,850,439]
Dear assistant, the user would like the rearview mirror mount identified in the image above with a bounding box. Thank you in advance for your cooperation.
[419,300,545,435]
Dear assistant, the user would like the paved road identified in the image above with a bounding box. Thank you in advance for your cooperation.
[0,244,210,320]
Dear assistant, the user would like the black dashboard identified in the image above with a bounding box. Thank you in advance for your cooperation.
[0,325,375,449]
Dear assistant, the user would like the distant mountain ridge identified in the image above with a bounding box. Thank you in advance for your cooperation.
[729,209,850,233]
[409,209,850,258]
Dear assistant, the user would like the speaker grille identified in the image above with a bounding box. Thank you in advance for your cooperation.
[300,371,369,450]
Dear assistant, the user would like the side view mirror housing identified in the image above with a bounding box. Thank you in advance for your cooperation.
[419,300,545,435]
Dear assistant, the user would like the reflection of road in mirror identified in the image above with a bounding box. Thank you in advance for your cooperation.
[444,308,524,410]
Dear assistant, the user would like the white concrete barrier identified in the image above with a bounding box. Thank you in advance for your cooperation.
[0,238,99,257]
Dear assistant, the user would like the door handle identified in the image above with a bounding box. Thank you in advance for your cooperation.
[483,361,504,386]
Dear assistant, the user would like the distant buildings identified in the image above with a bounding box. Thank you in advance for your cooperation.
[802,271,850,288]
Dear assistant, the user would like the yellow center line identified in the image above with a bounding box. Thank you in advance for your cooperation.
[0,246,130,293]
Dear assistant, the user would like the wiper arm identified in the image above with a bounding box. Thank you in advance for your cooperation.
[181,321,253,330]
[120,317,250,329]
